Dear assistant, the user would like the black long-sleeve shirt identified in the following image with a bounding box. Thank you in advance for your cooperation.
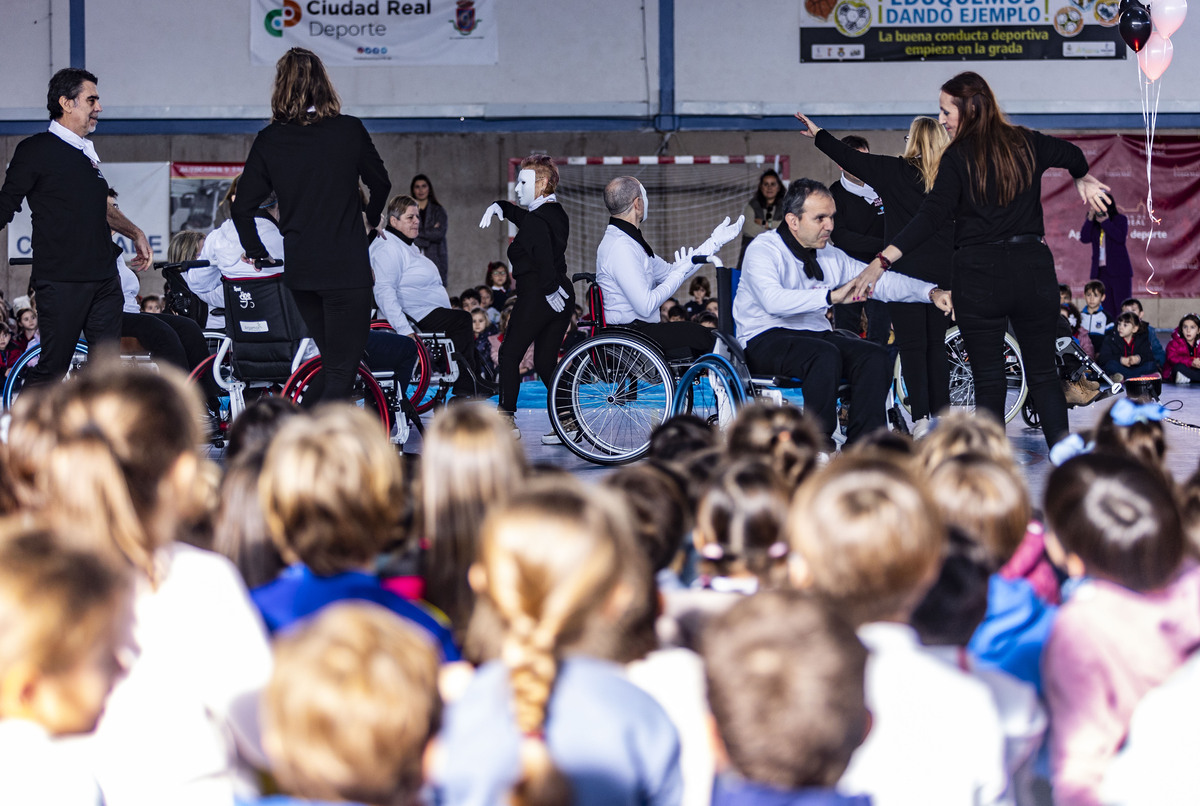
[233,114,390,291]
[0,132,114,282]
[828,181,885,264]
[892,129,1089,255]
[816,129,954,286]
[498,200,569,295]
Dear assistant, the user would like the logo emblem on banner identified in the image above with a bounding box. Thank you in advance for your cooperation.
[454,0,478,34]
[265,0,302,37]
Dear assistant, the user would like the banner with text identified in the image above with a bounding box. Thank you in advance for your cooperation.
[7,162,170,263]
[801,0,1125,61]
[1042,135,1200,298]
[251,0,497,66]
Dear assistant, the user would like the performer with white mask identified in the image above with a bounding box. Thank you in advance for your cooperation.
[479,154,571,436]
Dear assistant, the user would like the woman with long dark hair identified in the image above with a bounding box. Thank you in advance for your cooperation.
[737,169,785,265]
[796,113,953,435]
[410,173,449,284]
[847,71,1110,449]
[232,47,390,402]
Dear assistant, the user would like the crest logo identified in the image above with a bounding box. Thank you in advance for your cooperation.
[453,0,478,34]
[265,0,303,37]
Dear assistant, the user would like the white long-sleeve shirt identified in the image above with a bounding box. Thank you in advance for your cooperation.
[368,233,450,336]
[192,218,285,327]
[733,229,936,347]
[596,224,687,325]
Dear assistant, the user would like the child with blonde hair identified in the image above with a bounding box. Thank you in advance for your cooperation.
[253,405,458,661]
[5,361,273,806]
[787,455,1007,806]
[0,524,128,805]
[250,602,442,806]
[434,477,682,806]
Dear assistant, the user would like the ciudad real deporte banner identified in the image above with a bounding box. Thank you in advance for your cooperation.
[801,0,1126,61]
[251,0,497,66]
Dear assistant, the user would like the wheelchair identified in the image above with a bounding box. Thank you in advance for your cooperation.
[892,326,1029,425]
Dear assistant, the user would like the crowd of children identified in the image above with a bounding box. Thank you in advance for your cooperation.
[1,353,1199,806]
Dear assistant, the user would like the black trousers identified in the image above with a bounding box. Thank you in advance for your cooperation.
[627,321,716,361]
[27,276,123,387]
[416,308,488,396]
[499,284,572,414]
[889,300,952,420]
[290,287,372,403]
[745,327,890,445]
[833,299,892,347]
[122,311,219,400]
[952,242,1068,448]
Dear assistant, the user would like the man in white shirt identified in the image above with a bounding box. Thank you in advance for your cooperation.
[595,176,742,358]
[734,178,951,446]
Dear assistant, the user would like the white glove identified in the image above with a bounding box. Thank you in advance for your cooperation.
[546,287,568,313]
[673,246,700,278]
[697,214,746,254]
[479,203,504,228]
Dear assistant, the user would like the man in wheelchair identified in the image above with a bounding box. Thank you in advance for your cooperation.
[595,175,743,359]
[735,178,953,447]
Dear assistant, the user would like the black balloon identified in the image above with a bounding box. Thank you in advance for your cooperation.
[1119,3,1152,52]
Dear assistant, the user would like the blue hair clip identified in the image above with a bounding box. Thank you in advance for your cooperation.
[1050,433,1094,466]
[1110,398,1166,427]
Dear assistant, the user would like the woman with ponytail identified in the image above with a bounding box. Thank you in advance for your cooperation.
[434,477,682,806]
[5,360,273,806]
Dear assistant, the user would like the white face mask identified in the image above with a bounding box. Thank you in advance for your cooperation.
[515,169,538,208]
[639,182,649,222]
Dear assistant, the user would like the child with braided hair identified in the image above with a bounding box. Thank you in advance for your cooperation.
[434,477,682,806]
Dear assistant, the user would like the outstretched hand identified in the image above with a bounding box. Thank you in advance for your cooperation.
[1074,174,1112,215]
[673,246,699,277]
[709,215,745,251]
[828,280,857,306]
[794,112,821,138]
[841,260,886,302]
[479,203,504,228]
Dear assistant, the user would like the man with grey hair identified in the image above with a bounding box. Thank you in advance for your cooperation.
[734,178,952,447]
[595,175,742,357]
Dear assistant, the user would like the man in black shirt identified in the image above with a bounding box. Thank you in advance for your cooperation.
[0,68,153,385]
[829,135,890,347]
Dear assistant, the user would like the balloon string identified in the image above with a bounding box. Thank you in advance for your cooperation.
[1139,58,1162,295]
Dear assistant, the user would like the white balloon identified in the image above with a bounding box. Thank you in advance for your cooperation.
[1138,32,1174,81]
[1152,0,1187,38]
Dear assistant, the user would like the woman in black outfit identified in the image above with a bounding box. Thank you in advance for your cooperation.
[845,72,1110,449]
[410,173,449,285]
[478,154,571,429]
[232,47,390,402]
[796,113,954,432]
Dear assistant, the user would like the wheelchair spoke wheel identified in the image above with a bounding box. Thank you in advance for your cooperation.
[548,333,674,465]
[283,359,392,429]
[3,341,89,410]
[942,327,1028,424]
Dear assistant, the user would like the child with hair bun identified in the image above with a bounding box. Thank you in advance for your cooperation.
[1042,454,1200,806]
[692,460,791,594]
[434,477,682,806]
[0,524,128,805]
[1090,397,1169,483]
[787,455,1007,806]
[725,401,825,491]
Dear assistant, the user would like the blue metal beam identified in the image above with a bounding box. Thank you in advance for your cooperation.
[655,0,676,132]
[69,0,85,68]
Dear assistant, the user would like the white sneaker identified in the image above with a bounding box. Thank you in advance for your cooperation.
[705,371,735,429]
[541,430,562,445]
[1177,374,1191,384]
[911,417,933,440]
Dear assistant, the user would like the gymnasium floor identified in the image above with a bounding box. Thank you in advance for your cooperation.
[403,380,1200,507]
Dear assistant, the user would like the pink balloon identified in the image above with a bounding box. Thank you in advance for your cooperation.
[1152,0,1188,38]
[1138,32,1174,80]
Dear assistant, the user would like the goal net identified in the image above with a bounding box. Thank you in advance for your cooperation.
[508,156,789,285]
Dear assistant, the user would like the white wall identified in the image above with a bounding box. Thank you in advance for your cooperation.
[1,0,1195,121]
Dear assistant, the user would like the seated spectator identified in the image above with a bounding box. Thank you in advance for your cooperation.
[0,322,21,384]
[433,478,682,806]
[683,276,710,320]
[703,590,872,806]
[252,405,459,661]
[459,287,482,312]
[1164,312,1200,384]
[371,194,492,399]
[471,308,498,379]
[138,294,163,314]
[13,306,38,354]
[0,523,128,806]
[476,285,500,325]
[1097,312,1159,382]
[692,460,790,595]
[485,261,513,310]
[249,603,442,806]
[1119,297,1166,368]
[788,455,1008,806]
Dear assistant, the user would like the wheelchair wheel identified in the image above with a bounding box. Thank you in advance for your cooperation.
[370,321,432,414]
[548,332,675,465]
[281,357,392,429]
[895,327,1027,424]
[670,354,749,429]
[2,341,89,410]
